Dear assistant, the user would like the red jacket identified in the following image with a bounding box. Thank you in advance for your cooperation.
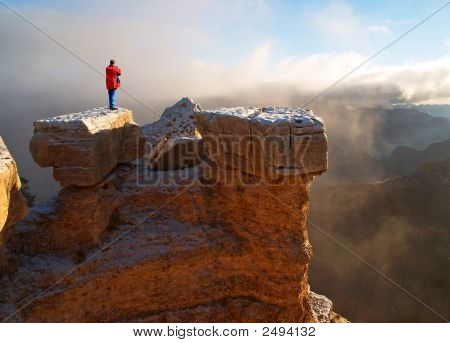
[106,65,122,89]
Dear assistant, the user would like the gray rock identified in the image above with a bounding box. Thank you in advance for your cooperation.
[194,106,328,177]
[142,97,203,170]
[30,107,145,187]
[309,291,333,323]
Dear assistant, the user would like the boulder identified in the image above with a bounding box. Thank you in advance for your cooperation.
[30,107,145,187]
[194,106,328,178]
[142,97,203,170]
[308,291,334,323]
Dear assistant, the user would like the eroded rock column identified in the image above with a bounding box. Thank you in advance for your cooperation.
[192,106,328,322]
[2,99,334,323]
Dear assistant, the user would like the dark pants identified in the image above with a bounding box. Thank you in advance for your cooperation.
[108,88,117,108]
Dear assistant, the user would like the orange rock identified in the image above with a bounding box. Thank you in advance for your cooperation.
[0,136,28,271]
[1,99,338,323]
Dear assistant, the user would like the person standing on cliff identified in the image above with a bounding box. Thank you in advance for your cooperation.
[106,59,121,110]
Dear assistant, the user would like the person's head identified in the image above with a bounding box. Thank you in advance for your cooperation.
[110,59,115,65]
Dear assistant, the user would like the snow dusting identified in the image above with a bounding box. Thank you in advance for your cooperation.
[35,107,129,124]
[196,106,324,129]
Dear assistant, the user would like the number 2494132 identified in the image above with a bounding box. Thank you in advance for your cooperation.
[262,326,315,337]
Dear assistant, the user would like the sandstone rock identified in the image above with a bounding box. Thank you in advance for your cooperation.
[12,176,121,255]
[30,107,145,187]
[0,137,28,232]
[0,137,28,270]
[1,100,336,323]
[142,97,203,170]
[5,164,316,322]
[330,311,350,323]
[194,106,328,178]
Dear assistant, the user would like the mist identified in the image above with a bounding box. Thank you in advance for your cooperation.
[1,5,448,200]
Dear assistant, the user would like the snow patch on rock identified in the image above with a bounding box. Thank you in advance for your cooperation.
[142,97,203,170]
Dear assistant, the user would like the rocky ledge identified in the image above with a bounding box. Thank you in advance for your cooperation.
[195,106,327,177]
[0,98,343,323]
[29,107,145,187]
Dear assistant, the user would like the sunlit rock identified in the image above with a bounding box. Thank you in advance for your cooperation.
[194,106,328,178]
[1,98,340,323]
[0,137,27,270]
[142,97,203,170]
[30,107,145,187]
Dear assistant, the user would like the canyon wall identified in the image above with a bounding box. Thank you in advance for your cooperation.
[0,99,341,323]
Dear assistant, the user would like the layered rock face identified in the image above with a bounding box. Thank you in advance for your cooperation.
[195,106,327,177]
[1,99,338,323]
[30,107,145,187]
[0,137,27,270]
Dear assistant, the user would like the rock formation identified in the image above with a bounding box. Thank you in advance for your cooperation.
[0,137,28,271]
[29,107,145,187]
[0,98,342,323]
[194,106,327,177]
[142,97,203,170]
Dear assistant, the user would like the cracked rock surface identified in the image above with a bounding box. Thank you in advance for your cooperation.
[194,106,327,177]
[29,107,145,187]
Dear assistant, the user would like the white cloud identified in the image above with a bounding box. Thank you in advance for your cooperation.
[355,58,450,103]
[188,40,450,104]
[273,51,366,86]
[367,25,391,35]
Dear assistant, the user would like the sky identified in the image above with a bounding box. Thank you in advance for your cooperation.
[1,0,450,110]
[4,0,450,65]
[0,0,450,200]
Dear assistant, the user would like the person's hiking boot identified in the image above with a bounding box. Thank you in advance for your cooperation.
[109,106,118,110]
